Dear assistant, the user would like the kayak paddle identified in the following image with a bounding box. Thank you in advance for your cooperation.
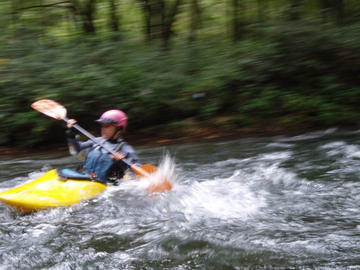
[31,99,172,191]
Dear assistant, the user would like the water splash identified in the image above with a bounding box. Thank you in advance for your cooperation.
[174,170,267,222]
[105,154,178,196]
[143,154,177,193]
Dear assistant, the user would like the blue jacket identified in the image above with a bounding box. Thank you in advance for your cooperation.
[67,133,140,183]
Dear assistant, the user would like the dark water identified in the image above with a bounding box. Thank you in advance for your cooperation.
[0,128,359,269]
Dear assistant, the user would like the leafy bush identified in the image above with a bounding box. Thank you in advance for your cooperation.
[0,22,359,147]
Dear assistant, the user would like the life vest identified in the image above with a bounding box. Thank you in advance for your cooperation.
[84,140,125,182]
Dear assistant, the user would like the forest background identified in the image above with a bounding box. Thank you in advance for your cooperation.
[0,0,359,148]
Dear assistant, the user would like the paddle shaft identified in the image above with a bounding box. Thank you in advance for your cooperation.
[63,117,150,177]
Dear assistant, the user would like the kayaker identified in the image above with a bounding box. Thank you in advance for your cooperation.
[66,109,140,184]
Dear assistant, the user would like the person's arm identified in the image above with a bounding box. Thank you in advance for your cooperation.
[66,119,93,156]
[108,144,140,181]
[112,144,140,166]
[66,129,93,155]
[121,144,141,166]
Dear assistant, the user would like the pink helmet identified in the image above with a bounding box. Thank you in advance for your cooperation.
[96,109,128,129]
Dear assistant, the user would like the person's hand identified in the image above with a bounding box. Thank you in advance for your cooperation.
[67,119,77,128]
[111,152,126,160]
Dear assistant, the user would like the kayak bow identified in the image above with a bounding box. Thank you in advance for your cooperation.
[0,170,106,213]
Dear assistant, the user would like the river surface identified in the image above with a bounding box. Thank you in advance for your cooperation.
[0,129,359,269]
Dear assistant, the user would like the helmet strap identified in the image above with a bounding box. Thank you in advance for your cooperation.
[110,127,122,140]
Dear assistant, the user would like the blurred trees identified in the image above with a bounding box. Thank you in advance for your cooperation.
[3,0,359,43]
[0,0,359,146]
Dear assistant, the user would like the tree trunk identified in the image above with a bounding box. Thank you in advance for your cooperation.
[139,0,164,41]
[139,0,182,48]
[231,0,242,42]
[320,0,331,23]
[70,0,96,34]
[162,0,182,48]
[188,0,202,43]
[11,0,20,38]
[333,0,344,25]
[139,0,151,41]
[109,0,120,32]
[320,0,345,25]
[288,0,303,21]
[256,0,267,24]
[81,0,96,33]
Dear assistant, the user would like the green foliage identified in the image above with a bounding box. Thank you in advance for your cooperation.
[1,10,360,146]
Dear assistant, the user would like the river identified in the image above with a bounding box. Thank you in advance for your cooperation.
[0,128,359,269]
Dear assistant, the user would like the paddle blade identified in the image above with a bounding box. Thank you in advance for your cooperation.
[147,177,172,193]
[31,99,67,120]
[135,164,173,193]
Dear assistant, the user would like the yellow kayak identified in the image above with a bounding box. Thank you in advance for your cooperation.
[0,169,106,213]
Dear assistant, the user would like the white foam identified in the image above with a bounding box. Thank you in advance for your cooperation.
[278,128,337,142]
[28,224,57,238]
[172,170,267,222]
[319,141,346,149]
[266,142,294,148]
[213,158,243,167]
[257,151,293,161]
[320,141,360,159]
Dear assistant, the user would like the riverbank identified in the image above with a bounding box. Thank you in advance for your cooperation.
[1,118,354,158]
[127,116,345,146]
